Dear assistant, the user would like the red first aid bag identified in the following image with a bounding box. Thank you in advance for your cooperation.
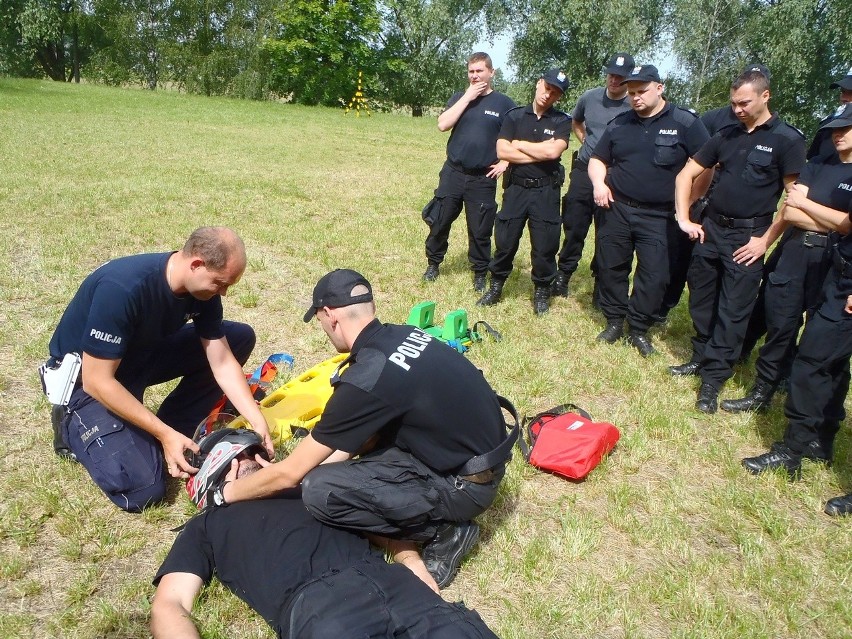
[520,405,619,480]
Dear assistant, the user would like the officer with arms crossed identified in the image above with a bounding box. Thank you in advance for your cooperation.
[476,69,572,315]
[43,227,272,512]
[422,52,516,291]
[741,107,852,518]
[151,457,499,639]
[221,269,513,589]
[674,70,806,413]
[552,52,635,300]
[590,64,710,356]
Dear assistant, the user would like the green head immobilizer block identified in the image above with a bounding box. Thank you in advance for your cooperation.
[407,301,443,338]
[441,309,469,341]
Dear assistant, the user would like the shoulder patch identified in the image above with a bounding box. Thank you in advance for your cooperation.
[339,347,386,393]
[778,121,806,140]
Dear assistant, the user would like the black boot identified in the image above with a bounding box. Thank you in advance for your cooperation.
[596,320,623,343]
[626,330,655,357]
[473,272,487,293]
[669,361,701,377]
[423,263,440,282]
[695,383,718,414]
[720,379,775,413]
[476,278,505,306]
[551,272,570,297]
[533,286,551,315]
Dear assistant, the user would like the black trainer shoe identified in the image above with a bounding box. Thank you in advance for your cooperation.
[695,383,718,414]
[476,279,504,307]
[669,361,701,377]
[742,442,802,478]
[422,521,480,589]
[423,264,440,282]
[720,379,775,413]
[596,321,623,343]
[825,493,852,517]
[551,272,570,297]
[533,286,550,315]
[627,331,655,357]
[473,272,487,293]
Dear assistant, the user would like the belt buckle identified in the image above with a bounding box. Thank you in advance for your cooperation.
[803,232,815,248]
[718,214,735,228]
[522,178,536,188]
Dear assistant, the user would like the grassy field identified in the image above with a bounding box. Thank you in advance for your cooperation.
[0,78,850,639]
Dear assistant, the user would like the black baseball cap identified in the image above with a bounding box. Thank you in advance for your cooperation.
[830,67,852,90]
[540,69,569,94]
[819,103,852,130]
[741,62,771,81]
[604,52,635,77]
[303,269,373,322]
[619,64,662,85]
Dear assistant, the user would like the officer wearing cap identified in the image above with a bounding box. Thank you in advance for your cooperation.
[807,66,852,160]
[590,64,710,356]
[551,52,635,301]
[674,69,806,413]
[221,269,514,589]
[723,103,852,414]
[741,108,852,519]
[421,52,516,291]
[476,69,572,314]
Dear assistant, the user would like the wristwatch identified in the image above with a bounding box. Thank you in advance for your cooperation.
[209,481,230,507]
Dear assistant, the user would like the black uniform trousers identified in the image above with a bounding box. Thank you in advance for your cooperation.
[63,321,256,512]
[282,557,498,639]
[424,161,498,274]
[740,237,787,360]
[557,162,599,278]
[596,200,672,333]
[754,229,833,386]
[488,181,561,286]
[782,273,852,457]
[301,447,504,543]
[688,217,767,389]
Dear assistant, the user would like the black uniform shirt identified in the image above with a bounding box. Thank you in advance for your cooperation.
[593,102,710,206]
[498,104,572,179]
[153,497,374,633]
[701,106,739,137]
[798,155,852,213]
[694,114,806,218]
[445,90,516,170]
[311,319,505,474]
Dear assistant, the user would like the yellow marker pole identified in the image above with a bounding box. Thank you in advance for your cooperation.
[344,71,371,117]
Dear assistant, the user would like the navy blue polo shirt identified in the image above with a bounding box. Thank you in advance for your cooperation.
[592,102,709,206]
[48,252,225,361]
[498,105,572,179]
[694,114,806,218]
[700,106,739,137]
[445,90,516,170]
[311,319,505,474]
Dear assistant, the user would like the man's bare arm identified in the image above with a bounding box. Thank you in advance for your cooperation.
[571,119,586,145]
[150,572,204,639]
[512,139,569,162]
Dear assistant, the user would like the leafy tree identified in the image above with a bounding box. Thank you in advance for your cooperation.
[506,0,666,106]
[376,0,491,116]
[262,0,380,106]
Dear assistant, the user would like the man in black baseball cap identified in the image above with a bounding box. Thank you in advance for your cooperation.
[224,268,514,590]
[552,52,635,301]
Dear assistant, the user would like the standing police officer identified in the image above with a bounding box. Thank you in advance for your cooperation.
[741,109,852,518]
[222,269,514,588]
[674,70,806,413]
[722,107,852,413]
[551,52,634,300]
[476,69,572,314]
[422,52,516,291]
[590,64,710,356]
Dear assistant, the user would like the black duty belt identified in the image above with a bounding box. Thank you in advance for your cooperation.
[447,160,490,176]
[833,251,852,278]
[706,211,773,229]
[455,395,519,483]
[790,228,829,249]
[510,174,557,188]
[619,198,674,211]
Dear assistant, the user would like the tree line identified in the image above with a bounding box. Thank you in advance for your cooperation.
[1,0,849,134]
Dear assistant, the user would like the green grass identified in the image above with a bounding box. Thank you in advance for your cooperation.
[0,78,850,638]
